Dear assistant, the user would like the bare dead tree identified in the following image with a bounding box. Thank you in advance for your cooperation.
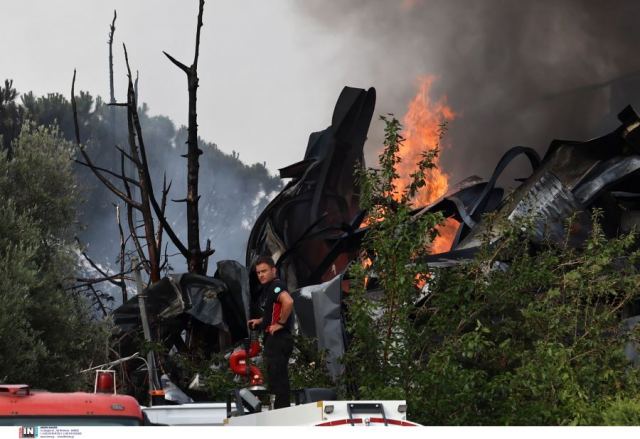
[108,10,117,107]
[163,0,214,274]
[108,10,118,168]
[121,52,161,283]
[73,0,214,296]
[120,45,200,280]
[73,68,160,283]
[73,44,203,285]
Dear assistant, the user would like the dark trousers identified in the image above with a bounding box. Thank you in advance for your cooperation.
[264,330,293,409]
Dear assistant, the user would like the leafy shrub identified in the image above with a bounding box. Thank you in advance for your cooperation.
[342,115,640,425]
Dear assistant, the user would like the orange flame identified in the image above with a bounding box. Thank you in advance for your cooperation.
[432,218,460,253]
[397,76,458,253]
[396,75,455,206]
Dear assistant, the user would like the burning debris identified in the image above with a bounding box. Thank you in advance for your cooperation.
[112,80,640,402]
[423,104,640,267]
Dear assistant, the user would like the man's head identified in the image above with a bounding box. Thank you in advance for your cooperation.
[255,256,277,285]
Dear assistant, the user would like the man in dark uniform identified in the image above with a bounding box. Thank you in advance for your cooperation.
[248,256,294,409]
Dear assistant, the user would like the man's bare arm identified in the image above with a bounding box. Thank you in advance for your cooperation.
[277,291,294,323]
[267,291,294,333]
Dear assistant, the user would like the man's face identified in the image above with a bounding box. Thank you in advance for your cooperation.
[256,262,276,285]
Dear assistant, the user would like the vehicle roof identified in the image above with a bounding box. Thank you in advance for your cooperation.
[0,385,142,419]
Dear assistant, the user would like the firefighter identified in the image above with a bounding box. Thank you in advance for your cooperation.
[248,256,294,409]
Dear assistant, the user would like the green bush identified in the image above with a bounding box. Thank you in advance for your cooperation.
[342,115,640,425]
[0,123,109,390]
[601,398,640,425]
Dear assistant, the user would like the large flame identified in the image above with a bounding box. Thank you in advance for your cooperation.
[397,76,458,253]
[396,76,454,206]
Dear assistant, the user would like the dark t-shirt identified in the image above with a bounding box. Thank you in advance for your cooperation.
[258,278,293,333]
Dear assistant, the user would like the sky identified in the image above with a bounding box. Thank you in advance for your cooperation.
[4,0,640,185]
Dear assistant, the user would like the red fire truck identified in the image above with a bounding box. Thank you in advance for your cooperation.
[0,383,144,426]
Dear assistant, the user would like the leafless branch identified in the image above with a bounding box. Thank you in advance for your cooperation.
[75,272,136,287]
[162,51,189,74]
[118,148,147,274]
[71,73,142,207]
[76,240,126,291]
[74,159,140,188]
[203,238,211,273]
[115,204,128,302]
[160,243,174,272]
[156,173,172,253]
[193,0,205,69]
[108,10,117,105]
[115,145,141,167]
[89,285,109,318]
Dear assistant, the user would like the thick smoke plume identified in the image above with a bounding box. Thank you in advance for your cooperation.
[295,0,640,186]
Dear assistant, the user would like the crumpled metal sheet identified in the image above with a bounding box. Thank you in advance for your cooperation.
[112,277,184,332]
[112,274,226,329]
[456,169,592,250]
[170,273,227,330]
[246,86,376,290]
[426,105,640,263]
[292,274,346,380]
[214,260,252,343]
[507,171,589,243]
[573,155,640,204]
[113,266,252,338]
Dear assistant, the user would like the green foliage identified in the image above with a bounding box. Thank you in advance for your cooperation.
[343,116,640,425]
[166,349,237,402]
[413,213,640,425]
[601,398,640,425]
[0,80,23,153]
[343,115,444,399]
[289,335,333,390]
[0,124,109,390]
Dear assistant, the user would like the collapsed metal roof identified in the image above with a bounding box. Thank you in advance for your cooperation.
[113,85,640,391]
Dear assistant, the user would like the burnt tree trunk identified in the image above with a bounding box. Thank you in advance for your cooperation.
[108,10,117,153]
[108,11,117,106]
[125,76,161,283]
[164,0,213,275]
[186,59,203,274]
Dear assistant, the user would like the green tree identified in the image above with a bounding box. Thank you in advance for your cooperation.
[342,115,444,400]
[0,123,109,390]
[0,79,24,152]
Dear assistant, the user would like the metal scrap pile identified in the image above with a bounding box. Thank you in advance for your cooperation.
[113,85,640,395]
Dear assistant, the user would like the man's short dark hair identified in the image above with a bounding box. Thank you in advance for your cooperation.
[255,255,276,268]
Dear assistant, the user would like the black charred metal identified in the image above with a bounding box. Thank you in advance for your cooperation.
[248,102,640,381]
[246,86,376,291]
[112,260,252,368]
[424,105,640,266]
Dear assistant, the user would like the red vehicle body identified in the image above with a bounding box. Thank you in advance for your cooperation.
[0,384,143,426]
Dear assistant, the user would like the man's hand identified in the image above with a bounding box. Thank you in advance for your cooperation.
[267,322,284,334]
[248,318,263,329]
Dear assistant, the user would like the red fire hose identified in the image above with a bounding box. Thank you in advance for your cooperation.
[229,333,263,386]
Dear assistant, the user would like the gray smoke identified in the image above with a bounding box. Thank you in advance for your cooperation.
[294,0,640,187]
